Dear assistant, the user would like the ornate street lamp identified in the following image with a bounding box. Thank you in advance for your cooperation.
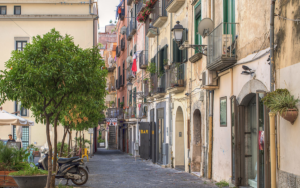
[127,82,133,91]
[171,21,184,45]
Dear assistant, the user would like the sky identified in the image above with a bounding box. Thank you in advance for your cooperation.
[98,0,120,33]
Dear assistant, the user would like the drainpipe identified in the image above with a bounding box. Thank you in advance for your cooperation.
[270,1,276,188]
[269,112,276,188]
[169,13,173,168]
[208,90,213,179]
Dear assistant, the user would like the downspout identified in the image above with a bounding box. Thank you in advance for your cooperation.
[208,90,213,179]
[169,12,173,168]
[270,1,276,188]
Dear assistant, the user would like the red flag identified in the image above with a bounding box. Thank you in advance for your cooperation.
[132,53,137,72]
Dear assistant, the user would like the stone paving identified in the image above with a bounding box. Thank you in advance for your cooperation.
[55,148,218,188]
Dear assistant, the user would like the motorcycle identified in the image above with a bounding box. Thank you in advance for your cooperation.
[36,150,89,186]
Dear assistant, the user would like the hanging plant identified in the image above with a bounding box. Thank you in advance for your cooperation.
[136,0,158,23]
[262,89,299,124]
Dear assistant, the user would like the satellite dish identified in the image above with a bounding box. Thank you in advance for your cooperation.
[121,26,127,35]
[126,56,133,64]
[198,18,214,38]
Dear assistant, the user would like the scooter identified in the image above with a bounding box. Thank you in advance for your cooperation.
[36,150,89,186]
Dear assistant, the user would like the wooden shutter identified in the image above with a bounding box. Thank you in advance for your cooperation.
[172,40,180,63]
[159,48,164,73]
[163,45,168,64]
[134,87,136,104]
[129,90,132,105]
[182,29,188,63]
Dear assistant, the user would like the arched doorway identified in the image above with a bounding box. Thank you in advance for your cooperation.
[175,106,185,171]
[192,109,201,173]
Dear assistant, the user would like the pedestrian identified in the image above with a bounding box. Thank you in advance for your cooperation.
[7,134,15,142]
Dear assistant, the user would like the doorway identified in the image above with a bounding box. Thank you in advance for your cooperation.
[192,109,201,173]
[175,107,185,171]
[157,108,164,164]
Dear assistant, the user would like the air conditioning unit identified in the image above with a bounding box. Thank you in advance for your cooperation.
[202,70,217,86]
[222,34,232,56]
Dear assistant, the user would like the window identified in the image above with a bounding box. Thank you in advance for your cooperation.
[13,126,29,148]
[14,6,21,15]
[118,98,120,108]
[123,61,125,85]
[159,45,168,74]
[0,6,7,15]
[16,41,27,51]
[194,1,202,53]
[220,97,227,127]
[223,0,235,38]
[15,101,27,116]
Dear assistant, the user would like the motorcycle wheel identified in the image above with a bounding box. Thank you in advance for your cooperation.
[71,167,88,185]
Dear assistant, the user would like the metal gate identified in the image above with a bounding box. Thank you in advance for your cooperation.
[139,122,150,159]
[151,109,156,163]
[109,126,117,149]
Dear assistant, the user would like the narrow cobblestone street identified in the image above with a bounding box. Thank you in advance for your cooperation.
[57,148,217,188]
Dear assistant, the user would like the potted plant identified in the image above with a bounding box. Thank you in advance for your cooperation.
[28,144,40,157]
[0,142,31,187]
[109,101,115,108]
[120,102,124,108]
[146,62,156,75]
[131,113,135,118]
[262,89,299,124]
[9,163,48,188]
[143,78,149,84]
[163,59,169,70]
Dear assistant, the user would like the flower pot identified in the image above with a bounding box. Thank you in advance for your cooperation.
[33,151,40,157]
[281,109,298,124]
[0,171,18,187]
[11,175,47,188]
[131,115,135,118]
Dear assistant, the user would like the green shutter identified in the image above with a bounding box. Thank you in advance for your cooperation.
[159,48,164,73]
[182,29,188,63]
[163,45,168,65]
[130,90,132,105]
[134,87,136,104]
[195,1,202,53]
[173,40,180,63]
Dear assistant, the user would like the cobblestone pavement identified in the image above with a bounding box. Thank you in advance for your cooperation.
[55,148,217,188]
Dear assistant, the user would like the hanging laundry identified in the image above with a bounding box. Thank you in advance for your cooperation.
[132,53,137,73]
[138,103,141,110]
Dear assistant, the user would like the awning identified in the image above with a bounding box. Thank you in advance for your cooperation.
[0,110,34,126]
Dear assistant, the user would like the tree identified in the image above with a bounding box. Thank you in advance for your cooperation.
[0,29,107,188]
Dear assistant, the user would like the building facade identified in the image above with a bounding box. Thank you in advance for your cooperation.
[0,0,99,151]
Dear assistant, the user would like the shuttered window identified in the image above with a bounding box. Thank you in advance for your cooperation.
[129,90,132,105]
[182,29,188,62]
[223,0,235,39]
[194,1,202,53]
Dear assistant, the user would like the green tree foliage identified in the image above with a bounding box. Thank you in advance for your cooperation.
[0,29,107,188]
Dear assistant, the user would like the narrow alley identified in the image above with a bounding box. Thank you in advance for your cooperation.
[58,148,217,188]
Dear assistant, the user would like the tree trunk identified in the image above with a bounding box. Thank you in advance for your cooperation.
[51,116,59,188]
[74,131,78,157]
[79,131,82,157]
[59,127,68,157]
[67,129,71,157]
[45,116,53,188]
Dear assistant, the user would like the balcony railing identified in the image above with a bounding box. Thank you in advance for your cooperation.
[126,26,132,41]
[165,0,185,13]
[143,79,150,97]
[127,63,134,81]
[168,63,186,89]
[121,38,125,51]
[152,0,168,27]
[129,19,137,36]
[151,73,166,95]
[139,51,148,69]
[137,0,145,15]
[207,22,237,71]
[106,108,124,119]
[119,75,124,87]
[116,46,120,57]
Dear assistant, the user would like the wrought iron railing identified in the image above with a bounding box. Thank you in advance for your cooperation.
[129,18,137,35]
[126,26,132,41]
[121,38,125,51]
[109,76,116,92]
[139,51,148,69]
[157,73,166,93]
[152,0,167,24]
[106,108,124,119]
[138,104,147,118]
[144,79,150,97]
[207,22,237,70]
[168,63,186,88]
[150,73,157,95]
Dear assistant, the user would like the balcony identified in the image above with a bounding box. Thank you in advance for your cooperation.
[118,8,125,21]
[143,79,150,97]
[108,76,116,92]
[152,0,168,28]
[139,51,148,69]
[167,63,186,94]
[127,0,133,5]
[166,0,185,13]
[106,108,124,120]
[207,22,237,71]
[107,65,116,72]
[121,38,125,51]
[119,75,124,87]
[138,104,147,119]
[116,46,120,57]
[129,19,137,36]
[126,63,135,81]
[145,17,158,38]
[152,73,166,98]
[126,26,132,41]
[137,0,146,15]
